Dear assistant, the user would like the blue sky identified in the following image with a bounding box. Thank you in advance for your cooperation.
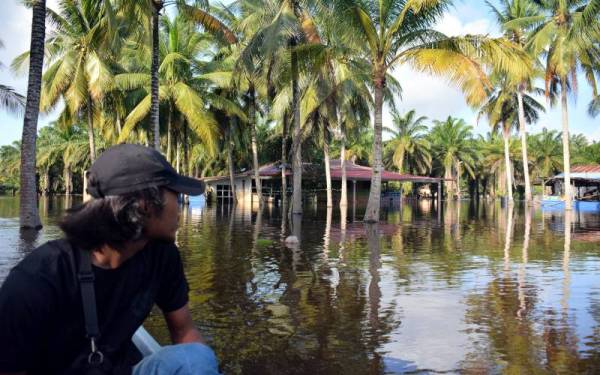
[0,0,598,146]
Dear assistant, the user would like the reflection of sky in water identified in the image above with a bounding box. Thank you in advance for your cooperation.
[2,197,600,374]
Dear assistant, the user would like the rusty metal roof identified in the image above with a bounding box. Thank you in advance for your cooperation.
[570,165,600,173]
[202,160,441,183]
[329,160,440,182]
[552,165,600,181]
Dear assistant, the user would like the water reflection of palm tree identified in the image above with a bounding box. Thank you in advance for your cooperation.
[561,212,571,315]
[323,207,332,258]
[503,203,514,272]
[517,205,532,319]
[365,223,383,372]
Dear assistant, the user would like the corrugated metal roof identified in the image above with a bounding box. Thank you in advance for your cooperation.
[553,165,600,181]
[202,160,441,183]
[571,165,600,173]
[329,160,440,182]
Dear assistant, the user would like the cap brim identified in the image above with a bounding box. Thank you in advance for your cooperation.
[168,174,205,196]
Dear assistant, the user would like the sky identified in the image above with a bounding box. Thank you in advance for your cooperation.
[0,0,598,147]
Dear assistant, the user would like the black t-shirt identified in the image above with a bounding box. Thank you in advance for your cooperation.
[0,239,189,374]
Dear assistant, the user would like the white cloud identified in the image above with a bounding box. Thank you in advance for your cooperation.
[0,0,62,146]
[435,13,495,37]
[382,14,497,138]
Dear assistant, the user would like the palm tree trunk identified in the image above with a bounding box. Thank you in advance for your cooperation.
[340,132,348,208]
[175,137,180,173]
[323,123,332,208]
[291,38,302,215]
[183,122,189,205]
[116,116,122,136]
[455,161,461,199]
[150,2,162,151]
[503,125,513,203]
[19,0,45,229]
[42,168,50,196]
[249,86,263,206]
[364,73,384,222]
[86,99,96,162]
[227,124,237,203]
[397,149,405,174]
[517,87,532,202]
[560,78,572,210]
[444,163,453,199]
[166,107,172,162]
[64,166,72,195]
[281,112,288,208]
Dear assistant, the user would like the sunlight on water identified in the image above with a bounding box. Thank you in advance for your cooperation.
[1,197,600,374]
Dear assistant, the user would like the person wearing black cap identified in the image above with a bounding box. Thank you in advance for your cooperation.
[0,144,220,375]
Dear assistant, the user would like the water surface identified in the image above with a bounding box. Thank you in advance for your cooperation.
[1,196,599,374]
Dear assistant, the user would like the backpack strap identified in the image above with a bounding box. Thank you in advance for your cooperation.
[77,249,104,365]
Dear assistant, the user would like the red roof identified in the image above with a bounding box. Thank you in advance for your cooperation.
[571,165,600,173]
[203,160,440,183]
[329,160,440,182]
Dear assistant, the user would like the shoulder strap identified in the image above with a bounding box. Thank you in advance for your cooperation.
[78,249,100,339]
[77,249,104,365]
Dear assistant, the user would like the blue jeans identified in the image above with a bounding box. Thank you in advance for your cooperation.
[132,343,221,375]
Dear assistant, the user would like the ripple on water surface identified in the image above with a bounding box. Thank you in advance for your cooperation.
[1,198,600,374]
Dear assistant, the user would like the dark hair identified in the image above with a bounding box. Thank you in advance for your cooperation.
[60,187,166,251]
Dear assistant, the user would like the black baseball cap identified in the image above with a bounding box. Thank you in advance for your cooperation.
[86,144,205,198]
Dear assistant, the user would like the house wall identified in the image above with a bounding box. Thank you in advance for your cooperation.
[205,177,255,206]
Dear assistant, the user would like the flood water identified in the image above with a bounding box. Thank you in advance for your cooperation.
[1,196,600,374]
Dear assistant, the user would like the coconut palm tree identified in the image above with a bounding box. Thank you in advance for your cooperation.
[589,96,600,117]
[239,0,322,215]
[116,16,243,164]
[15,0,120,163]
[478,74,544,202]
[480,132,520,199]
[528,128,563,189]
[18,0,46,229]
[182,1,271,205]
[0,84,25,115]
[429,117,478,199]
[0,141,21,196]
[509,0,600,209]
[488,0,542,203]
[383,109,431,174]
[335,0,532,222]
[0,39,25,114]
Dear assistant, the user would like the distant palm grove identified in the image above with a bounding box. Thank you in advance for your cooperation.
[1,0,599,228]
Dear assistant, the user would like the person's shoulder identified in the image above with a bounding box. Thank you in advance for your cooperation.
[148,240,179,253]
[145,240,181,263]
[15,239,75,279]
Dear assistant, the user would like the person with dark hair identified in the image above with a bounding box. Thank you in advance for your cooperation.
[0,144,220,375]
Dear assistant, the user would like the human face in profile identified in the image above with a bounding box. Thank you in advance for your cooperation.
[144,188,180,242]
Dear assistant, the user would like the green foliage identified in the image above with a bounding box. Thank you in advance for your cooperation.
[7,0,600,201]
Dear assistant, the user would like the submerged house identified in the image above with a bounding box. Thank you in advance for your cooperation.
[545,165,600,201]
[202,159,443,207]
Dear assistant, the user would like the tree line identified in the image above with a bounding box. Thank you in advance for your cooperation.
[3,114,600,199]
[0,0,598,228]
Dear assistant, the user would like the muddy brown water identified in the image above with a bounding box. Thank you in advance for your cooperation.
[1,196,599,374]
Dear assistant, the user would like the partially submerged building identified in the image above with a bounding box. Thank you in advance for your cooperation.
[202,159,443,207]
[546,165,600,200]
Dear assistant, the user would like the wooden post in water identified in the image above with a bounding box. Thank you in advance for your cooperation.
[83,170,91,202]
[437,181,442,224]
[352,180,357,221]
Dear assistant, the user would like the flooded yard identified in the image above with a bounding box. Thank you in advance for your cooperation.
[1,196,599,374]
